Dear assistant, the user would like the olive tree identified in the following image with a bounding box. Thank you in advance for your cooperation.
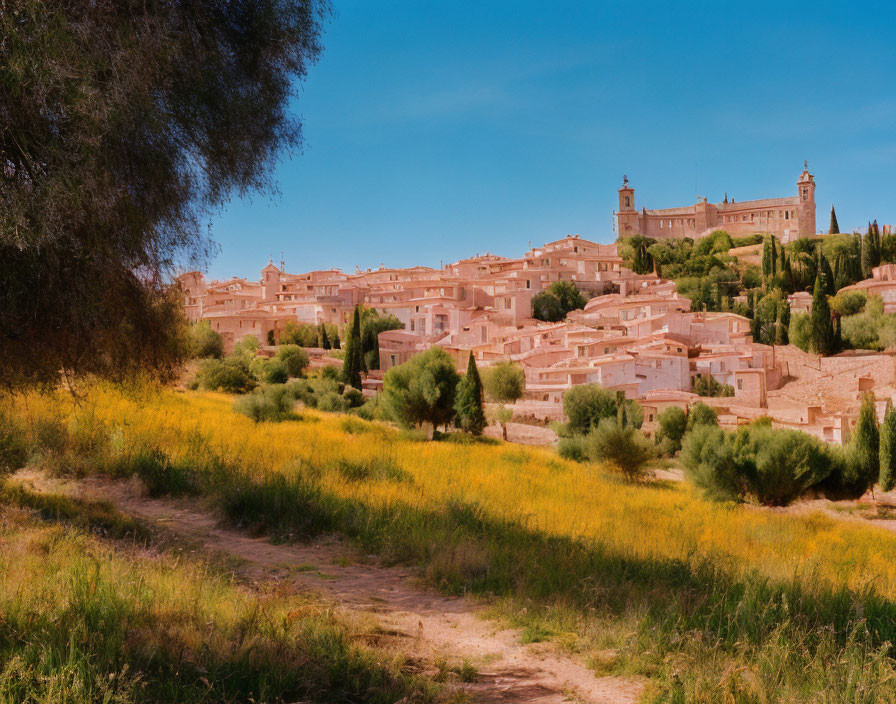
[0,1,329,389]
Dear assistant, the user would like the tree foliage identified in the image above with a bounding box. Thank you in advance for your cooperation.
[655,406,687,456]
[810,274,836,355]
[531,281,587,322]
[275,345,310,378]
[682,422,844,506]
[686,402,719,433]
[454,353,486,435]
[482,361,526,403]
[852,392,880,491]
[382,347,460,430]
[562,383,642,435]
[342,306,364,389]
[880,402,896,493]
[0,0,329,389]
[187,321,224,359]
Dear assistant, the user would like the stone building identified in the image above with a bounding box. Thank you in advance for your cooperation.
[614,164,816,243]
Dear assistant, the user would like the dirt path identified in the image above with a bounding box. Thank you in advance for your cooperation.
[15,470,643,704]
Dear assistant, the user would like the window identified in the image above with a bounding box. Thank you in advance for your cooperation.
[526,279,530,289]
[785,211,789,220]
[737,379,743,390]
[802,187,808,201]
[624,195,630,207]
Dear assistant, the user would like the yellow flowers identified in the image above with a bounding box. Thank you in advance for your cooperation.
[13,385,896,601]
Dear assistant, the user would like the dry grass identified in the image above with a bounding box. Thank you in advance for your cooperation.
[8,385,896,701]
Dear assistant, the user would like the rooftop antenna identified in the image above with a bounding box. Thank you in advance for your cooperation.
[280,251,285,271]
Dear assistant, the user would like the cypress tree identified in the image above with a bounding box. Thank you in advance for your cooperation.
[829,205,840,234]
[770,236,778,279]
[762,236,771,281]
[851,234,863,282]
[782,251,794,293]
[810,274,833,355]
[750,293,761,341]
[319,322,330,350]
[862,224,874,279]
[873,220,882,266]
[819,252,836,296]
[880,402,896,492]
[852,392,880,494]
[454,352,486,435]
[342,306,363,389]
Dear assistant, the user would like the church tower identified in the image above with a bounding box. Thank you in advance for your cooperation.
[615,175,638,235]
[797,161,816,238]
[618,175,634,212]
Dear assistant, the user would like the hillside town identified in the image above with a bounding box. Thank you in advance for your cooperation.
[177,167,896,446]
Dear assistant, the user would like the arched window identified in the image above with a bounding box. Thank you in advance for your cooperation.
[624,196,630,207]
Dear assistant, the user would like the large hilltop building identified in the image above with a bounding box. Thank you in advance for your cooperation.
[614,164,816,243]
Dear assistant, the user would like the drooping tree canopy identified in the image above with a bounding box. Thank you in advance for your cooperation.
[0,0,329,389]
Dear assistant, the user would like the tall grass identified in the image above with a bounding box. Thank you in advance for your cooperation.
[0,488,448,703]
[9,387,896,700]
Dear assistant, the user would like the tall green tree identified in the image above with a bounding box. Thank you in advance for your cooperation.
[454,353,486,435]
[851,234,864,282]
[880,402,896,492]
[829,205,840,234]
[0,1,329,390]
[318,323,331,350]
[852,392,880,494]
[810,274,834,355]
[818,252,836,296]
[342,306,363,389]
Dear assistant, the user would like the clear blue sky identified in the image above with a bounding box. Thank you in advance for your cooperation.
[206,0,896,280]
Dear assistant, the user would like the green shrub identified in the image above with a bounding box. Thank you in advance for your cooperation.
[686,402,718,432]
[558,418,652,480]
[275,345,309,378]
[557,436,587,462]
[683,423,841,506]
[788,312,813,352]
[692,375,734,397]
[584,418,652,480]
[187,320,223,359]
[354,396,382,421]
[233,385,296,423]
[562,384,640,434]
[0,412,29,475]
[128,450,199,497]
[316,391,350,413]
[831,290,867,317]
[655,407,687,455]
[194,357,256,393]
[343,387,365,408]
[331,456,411,483]
[320,365,342,381]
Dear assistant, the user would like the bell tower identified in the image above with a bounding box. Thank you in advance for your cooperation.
[618,174,634,212]
[797,161,816,238]
[614,175,639,236]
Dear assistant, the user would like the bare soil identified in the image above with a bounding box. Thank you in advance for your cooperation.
[13,469,644,704]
